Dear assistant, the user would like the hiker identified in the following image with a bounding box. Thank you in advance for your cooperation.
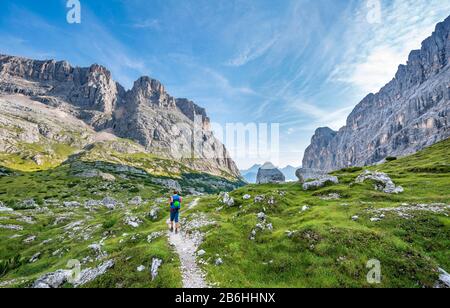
[169,191,182,233]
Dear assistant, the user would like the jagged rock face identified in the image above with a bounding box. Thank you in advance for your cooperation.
[303,16,450,172]
[256,162,285,184]
[0,54,240,178]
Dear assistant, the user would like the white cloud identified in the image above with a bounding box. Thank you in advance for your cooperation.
[227,36,279,67]
[330,0,450,94]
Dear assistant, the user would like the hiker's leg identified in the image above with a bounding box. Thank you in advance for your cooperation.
[175,212,180,232]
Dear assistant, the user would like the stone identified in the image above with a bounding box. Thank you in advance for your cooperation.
[295,168,329,183]
[32,270,71,288]
[0,224,23,231]
[124,216,143,228]
[220,192,235,207]
[73,260,115,287]
[215,258,223,266]
[257,212,266,221]
[438,268,450,288]
[243,194,251,200]
[355,170,404,194]
[197,250,206,257]
[129,196,143,206]
[0,202,13,212]
[23,235,36,243]
[151,258,163,281]
[29,252,41,263]
[137,265,145,272]
[148,206,160,220]
[302,17,450,172]
[63,201,81,208]
[256,162,285,184]
[351,216,359,221]
[302,176,339,190]
[147,231,164,243]
[102,197,119,209]
[302,205,310,212]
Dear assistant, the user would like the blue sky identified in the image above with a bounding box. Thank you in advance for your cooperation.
[1,0,449,169]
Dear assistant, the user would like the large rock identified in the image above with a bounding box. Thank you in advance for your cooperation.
[295,168,329,183]
[302,176,339,191]
[303,16,450,172]
[256,162,285,184]
[355,170,404,194]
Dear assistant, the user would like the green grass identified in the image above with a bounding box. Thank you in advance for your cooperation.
[1,138,448,288]
[184,139,450,288]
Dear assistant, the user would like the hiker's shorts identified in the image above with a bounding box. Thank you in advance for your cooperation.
[170,210,180,223]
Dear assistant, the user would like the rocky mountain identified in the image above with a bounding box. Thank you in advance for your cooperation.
[240,164,299,183]
[303,15,450,172]
[0,54,240,178]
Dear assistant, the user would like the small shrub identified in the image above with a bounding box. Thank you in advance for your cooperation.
[386,157,397,162]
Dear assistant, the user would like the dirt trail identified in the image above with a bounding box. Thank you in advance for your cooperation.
[167,198,209,288]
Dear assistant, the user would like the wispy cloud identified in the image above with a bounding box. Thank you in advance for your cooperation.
[131,18,160,30]
[329,0,450,94]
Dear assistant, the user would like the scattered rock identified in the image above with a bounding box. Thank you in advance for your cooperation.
[129,196,143,206]
[151,258,163,281]
[85,200,102,208]
[302,205,310,212]
[88,243,107,260]
[437,268,450,288]
[254,195,265,203]
[23,235,37,243]
[243,194,251,200]
[137,265,145,272]
[147,231,164,243]
[148,206,161,220]
[371,203,450,219]
[302,176,339,190]
[215,258,223,266]
[32,270,72,288]
[320,193,341,200]
[370,217,382,222]
[351,216,359,221]
[219,192,235,207]
[296,168,329,183]
[63,201,81,208]
[257,212,266,221]
[0,225,23,231]
[355,170,404,194]
[124,216,143,228]
[197,250,206,257]
[73,260,115,287]
[102,197,121,210]
[0,202,13,212]
[29,252,41,263]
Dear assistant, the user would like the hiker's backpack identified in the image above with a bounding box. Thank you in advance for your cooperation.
[172,195,181,210]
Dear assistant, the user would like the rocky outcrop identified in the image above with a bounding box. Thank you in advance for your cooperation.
[295,168,329,183]
[303,16,450,171]
[0,54,240,178]
[256,162,285,184]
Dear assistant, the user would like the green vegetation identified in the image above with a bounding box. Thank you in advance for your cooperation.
[0,139,448,288]
[183,139,450,288]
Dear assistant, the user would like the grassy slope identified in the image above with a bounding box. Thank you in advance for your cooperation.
[0,161,189,287]
[186,139,450,288]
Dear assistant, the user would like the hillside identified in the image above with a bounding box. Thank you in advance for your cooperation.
[303,15,450,172]
[0,138,448,288]
[0,55,240,178]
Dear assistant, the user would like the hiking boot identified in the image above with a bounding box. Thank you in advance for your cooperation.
[170,227,174,233]
[175,228,179,234]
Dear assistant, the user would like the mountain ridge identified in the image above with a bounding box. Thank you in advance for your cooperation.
[0,54,240,178]
[303,15,450,171]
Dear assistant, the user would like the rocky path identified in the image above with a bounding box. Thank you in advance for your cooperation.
[167,198,209,288]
